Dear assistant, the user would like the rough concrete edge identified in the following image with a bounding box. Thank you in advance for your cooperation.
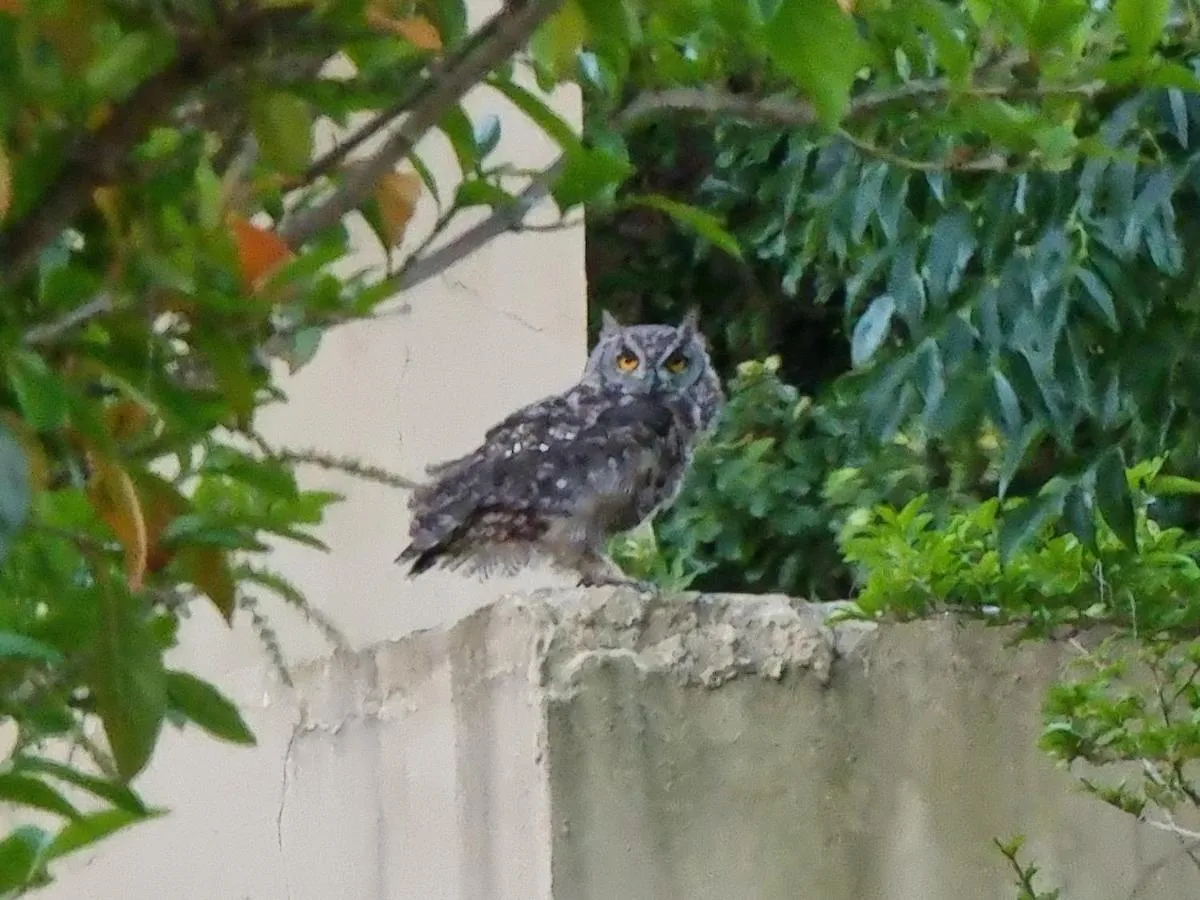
[276,588,880,723]
[500,587,880,699]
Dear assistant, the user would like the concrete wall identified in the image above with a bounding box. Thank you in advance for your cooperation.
[44,588,1200,899]
[545,593,1198,900]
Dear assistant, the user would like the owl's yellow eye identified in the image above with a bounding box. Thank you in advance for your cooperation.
[616,352,639,372]
[664,353,689,374]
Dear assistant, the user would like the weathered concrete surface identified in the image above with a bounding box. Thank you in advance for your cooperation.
[34,588,1200,898]
[547,593,1199,900]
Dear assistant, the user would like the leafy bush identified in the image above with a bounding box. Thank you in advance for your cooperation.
[843,460,1200,892]
[841,458,1200,631]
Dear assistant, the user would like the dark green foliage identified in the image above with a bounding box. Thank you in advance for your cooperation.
[840,459,1200,634]
[614,357,979,598]
[592,33,1200,593]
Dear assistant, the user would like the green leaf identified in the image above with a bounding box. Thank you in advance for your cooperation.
[0,421,31,561]
[438,103,481,175]
[85,30,156,97]
[474,114,502,159]
[621,194,742,259]
[1063,483,1097,553]
[991,369,1023,435]
[90,584,167,782]
[0,827,48,893]
[910,0,972,80]
[0,774,80,820]
[1028,0,1090,53]
[1114,0,1168,59]
[13,758,146,815]
[487,75,581,148]
[552,145,633,212]
[850,295,895,368]
[5,350,68,431]
[250,91,315,177]
[1075,267,1118,330]
[428,0,468,46]
[925,211,976,302]
[765,0,868,125]
[165,671,256,746]
[277,326,323,375]
[999,492,1064,563]
[530,0,588,81]
[0,632,62,665]
[1148,474,1200,496]
[45,808,162,864]
[1094,447,1137,549]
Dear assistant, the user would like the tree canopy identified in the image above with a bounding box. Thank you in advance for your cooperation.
[0,0,1198,893]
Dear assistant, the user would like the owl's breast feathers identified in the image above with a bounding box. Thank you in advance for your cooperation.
[395,383,704,576]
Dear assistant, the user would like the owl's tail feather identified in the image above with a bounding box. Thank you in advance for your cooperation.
[395,542,442,575]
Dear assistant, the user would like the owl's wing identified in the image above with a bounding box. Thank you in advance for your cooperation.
[419,387,595,479]
[398,392,682,574]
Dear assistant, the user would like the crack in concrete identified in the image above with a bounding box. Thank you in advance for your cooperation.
[438,272,546,334]
[277,714,302,900]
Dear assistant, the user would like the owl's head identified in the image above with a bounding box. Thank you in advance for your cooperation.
[584,310,724,427]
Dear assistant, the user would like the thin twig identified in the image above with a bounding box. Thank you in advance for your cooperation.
[1144,816,1200,842]
[23,295,117,346]
[274,446,421,490]
[277,0,564,248]
[382,155,566,296]
[836,128,1011,173]
[616,79,1107,132]
[294,11,517,187]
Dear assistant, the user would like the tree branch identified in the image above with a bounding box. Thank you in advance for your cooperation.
[616,79,1106,132]
[382,156,567,296]
[294,9,522,188]
[277,0,564,248]
[23,294,115,346]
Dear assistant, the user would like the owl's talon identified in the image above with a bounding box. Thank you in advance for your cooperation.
[577,574,659,594]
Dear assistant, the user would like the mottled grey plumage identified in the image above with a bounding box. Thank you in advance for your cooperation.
[396,311,724,587]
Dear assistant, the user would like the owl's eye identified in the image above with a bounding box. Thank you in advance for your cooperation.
[663,353,690,374]
[616,351,640,372]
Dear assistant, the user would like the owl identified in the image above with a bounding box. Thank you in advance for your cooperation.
[395,310,724,589]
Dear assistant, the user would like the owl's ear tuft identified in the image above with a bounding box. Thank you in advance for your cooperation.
[678,307,701,338]
[599,310,623,337]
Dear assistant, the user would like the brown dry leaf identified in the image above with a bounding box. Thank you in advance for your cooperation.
[228,215,294,292]
[177,546,238,623]
[86,103,113,132]
[366,4,442,51]
[92,186,121,234]
[375,170,423,248]
[132,471,190,575]
[39,0,97,73]
[104,400,151,442]
[87,455,149,591]
[0,143,9,222]
[0,0,23,13]
[394,16,442,49]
